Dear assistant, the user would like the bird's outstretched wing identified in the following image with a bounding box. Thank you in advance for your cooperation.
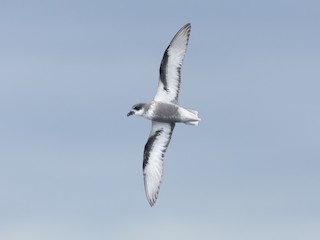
[143,121,175,206]
[154,23,191,104]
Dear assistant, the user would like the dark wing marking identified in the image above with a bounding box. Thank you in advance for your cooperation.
[143,121,175,206]
[154,23,191,104]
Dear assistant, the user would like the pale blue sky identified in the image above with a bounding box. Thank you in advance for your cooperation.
[1,0,320,239]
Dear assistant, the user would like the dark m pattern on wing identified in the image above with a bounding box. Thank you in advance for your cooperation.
[143,123,175,170]
[159,47,169,92]
[143,129,163,169]
[159,47,182,103]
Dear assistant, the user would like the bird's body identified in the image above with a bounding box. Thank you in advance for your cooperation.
[131,101,199,125]
[127,23,200,206]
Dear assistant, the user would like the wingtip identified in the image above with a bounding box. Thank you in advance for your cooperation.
[148,199,155,207]
[146,194,158,207]
[144,176,160,207]
[175,23,192,37]
[182,23,192,33]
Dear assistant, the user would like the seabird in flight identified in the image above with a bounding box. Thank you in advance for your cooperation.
[127,23,200,206]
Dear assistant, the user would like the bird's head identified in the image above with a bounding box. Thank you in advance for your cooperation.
[127,103,146,117]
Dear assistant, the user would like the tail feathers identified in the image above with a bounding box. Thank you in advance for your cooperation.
[187,109,198,116]
[185,108,201,126]
[185,121,199,126]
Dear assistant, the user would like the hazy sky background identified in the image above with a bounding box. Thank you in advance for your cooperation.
[1,0,319,239]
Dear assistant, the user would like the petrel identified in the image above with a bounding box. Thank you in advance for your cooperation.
[127,23,200,206]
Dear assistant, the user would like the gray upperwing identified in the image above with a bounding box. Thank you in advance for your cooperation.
[154,23,191,104]
[143,121,175,206]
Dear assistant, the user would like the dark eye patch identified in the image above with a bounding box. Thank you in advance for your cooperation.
[133,103,144,111]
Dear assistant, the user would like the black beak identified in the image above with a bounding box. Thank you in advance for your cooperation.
[127,111,134,117]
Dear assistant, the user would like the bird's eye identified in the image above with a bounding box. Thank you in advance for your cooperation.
[134,106,140,110]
